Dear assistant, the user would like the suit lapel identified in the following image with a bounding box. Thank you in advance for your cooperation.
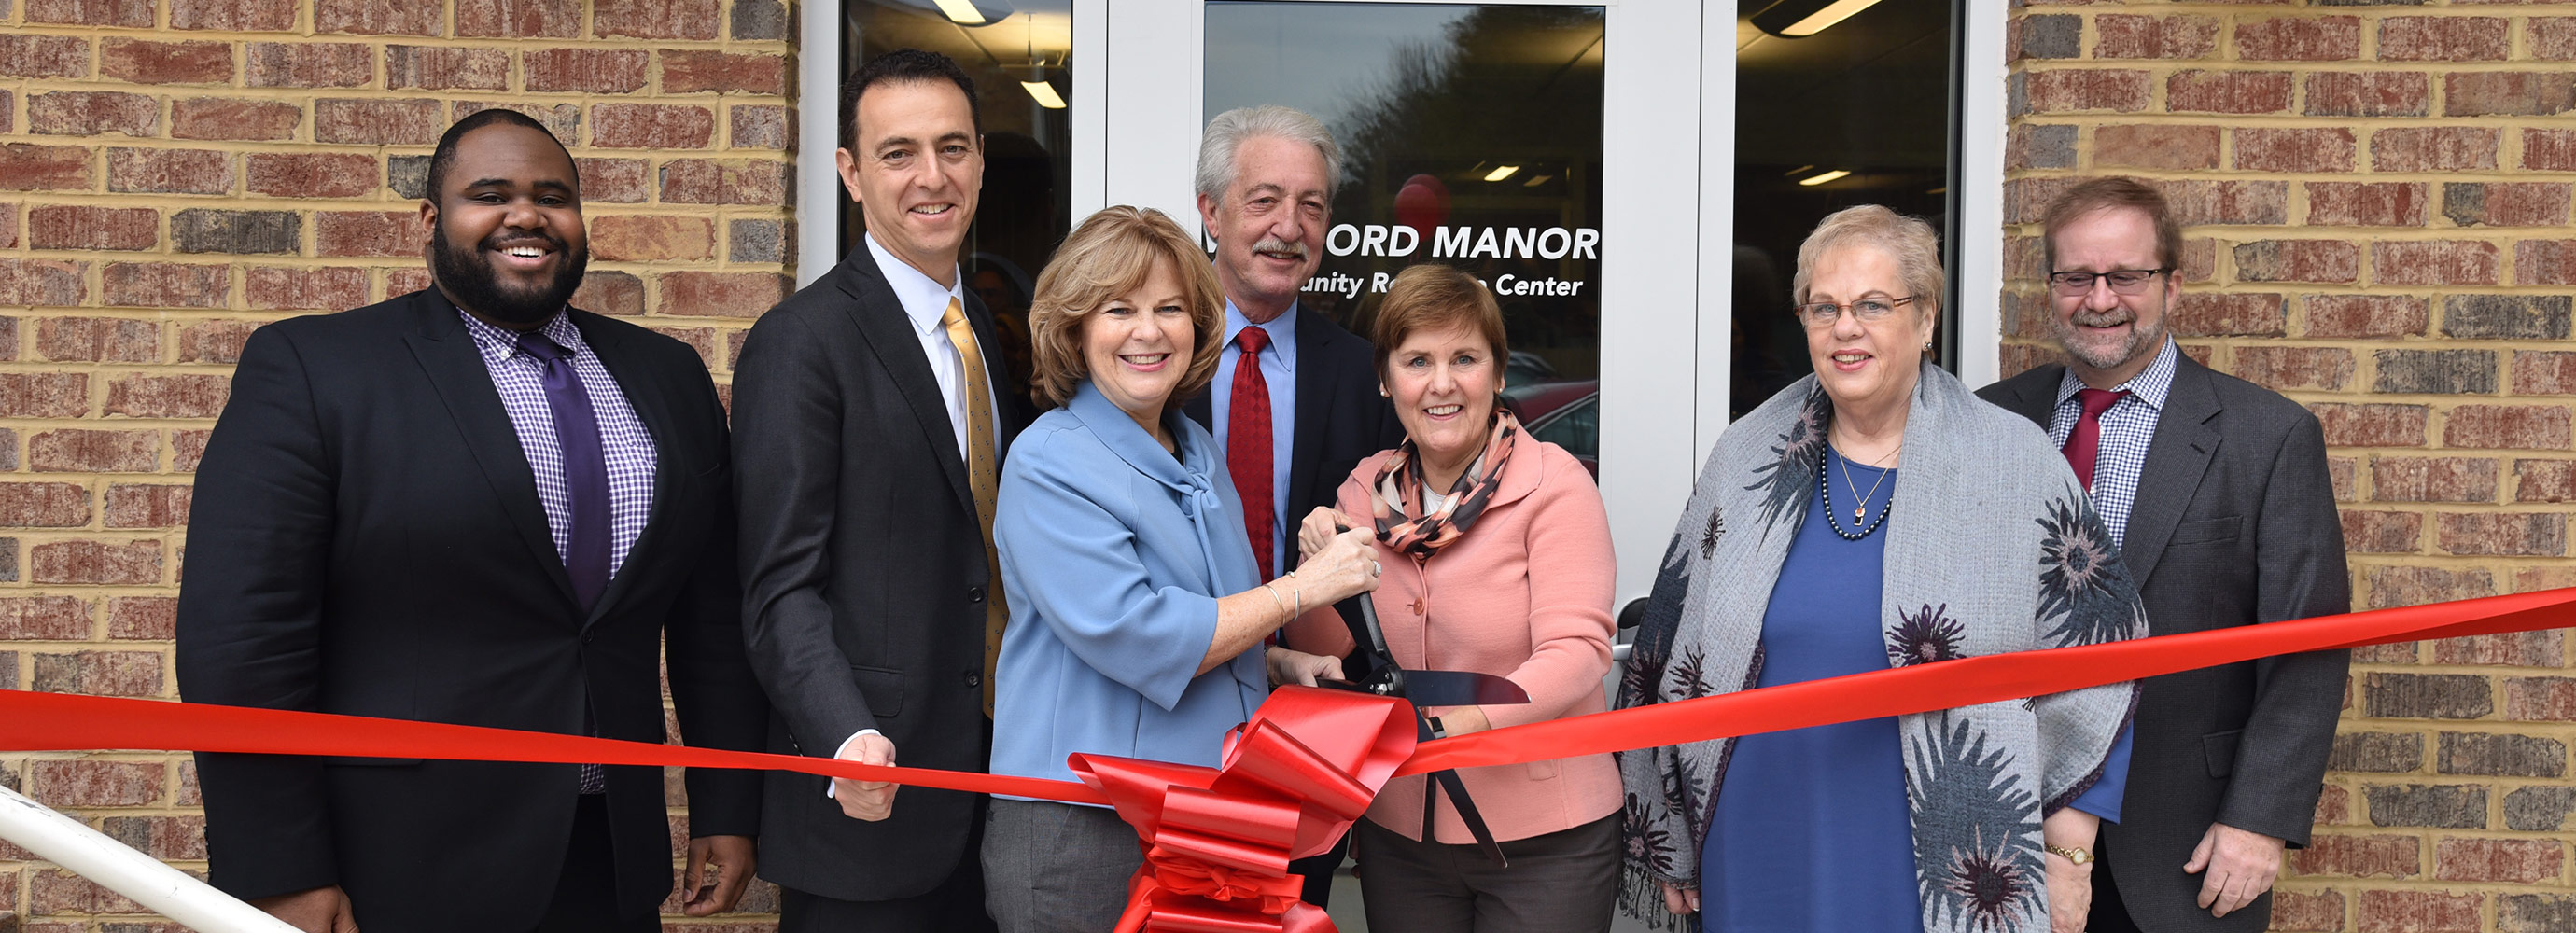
[572,312,674,628]
[2121,358,2222,592]
[1286,310,1338,519]
[400,291,582,614]
[834,248,978,518]
[1996,364,2064,427]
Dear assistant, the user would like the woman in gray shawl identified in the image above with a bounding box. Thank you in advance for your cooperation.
[1617,206,2143,933]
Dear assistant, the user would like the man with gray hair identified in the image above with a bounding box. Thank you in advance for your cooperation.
[1183,104,1400,906]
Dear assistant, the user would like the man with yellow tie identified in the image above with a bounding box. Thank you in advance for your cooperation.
[732,49,1021,933]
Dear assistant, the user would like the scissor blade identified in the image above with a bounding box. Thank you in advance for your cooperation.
[1395,669,1531,707]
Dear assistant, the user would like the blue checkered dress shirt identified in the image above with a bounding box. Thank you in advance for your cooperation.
[2047,338,2179,550]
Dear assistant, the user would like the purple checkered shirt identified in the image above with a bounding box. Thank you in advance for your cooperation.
[461,309,657,794]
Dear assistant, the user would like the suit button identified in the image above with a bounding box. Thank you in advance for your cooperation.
[1411,598,1426,616]
[968,586,986,603]
[964,672,983,689]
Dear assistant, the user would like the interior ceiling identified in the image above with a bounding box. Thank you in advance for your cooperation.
[1733,0,1953,170]
[855,0,1073,68]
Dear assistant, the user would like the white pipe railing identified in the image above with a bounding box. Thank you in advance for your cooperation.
[0,781,299,933]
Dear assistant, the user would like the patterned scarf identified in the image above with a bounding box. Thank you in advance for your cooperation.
[1368,408,1520,559]
[1613,367,2143,933]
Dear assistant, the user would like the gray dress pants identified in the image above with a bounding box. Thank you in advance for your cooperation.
[981,797,1144,933]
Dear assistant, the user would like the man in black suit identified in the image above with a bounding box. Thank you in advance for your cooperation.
[731,49,1019,932]
[1979,176,2351,933]
[176,109,767,933]
[1183,105,1401,907]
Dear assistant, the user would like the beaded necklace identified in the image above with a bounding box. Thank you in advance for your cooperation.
[1818,450,1894,540]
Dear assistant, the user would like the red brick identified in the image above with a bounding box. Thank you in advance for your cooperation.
[25,0,152,27]
[2023,69,2152,113]
[2433,837,2560,884]
[28,429,157,472]
[28,90,156,137]
[2235,15,2359,61]
[2171,293,2286,338]
[95,814,205,860]
[0,596,91,640]
[173,429,211,472]
[32,648,163,696]
[2163,179,2287,226]
[573,271,646,316]
[0,35,92,78]
[525,49,650,93]
[245,42,371,89]
[592,216,715,261]
[2003,176,2076,226]
[2372,127,2499,172]
[106,147,232,195]
[0,373,91,418]
[2308,183,2427,228]
[2518,241,2576,286]
[2442,182,2570,229]
[2446,405,2572,451]
[246,266,369,311]
[0,206,16,251]
[31,539,160,585]
[661,159,788,205]
[727,329,749,370]
[457,0,581,36]
[2342,509,2421,553]
[101,38,233,85]
[659,272,787,318]
[2089,124,2218,170]
[592,104,715,149]
[2272,889,2345,933]
[2307,71,2430,118]
[2507,677,2576,721]
[246,152,378,199]
[2372,456,2498,503]
[30,866,155,914]
[35,317,158,363]
[2517,566,2576,596]
[2539,18,2576,61]
[2234,346,2351,392]
[2294,834,2421,878]
[2531,129,2576,172]
[2331,456,2359,502]
[2444,72,2576,118]
[0,144,92,192]
[731,104,791,150]
[651,327,719,369]
[447,101,581,148]
[102,262,229,310]
[104,484,191,529]
[2316,402,2429,448]
[595,0,721,40]
[106,596,175,640]
[27,206,156,253]
[2437,511,2565,557]
[385,267,432,299]
[172,97,303,142]
[2519,458,2576,502]
[2437,631,2563,667]
[2357,889,2480,933]
[30,759,162,807]
[316,98,441,146]
[2233,127,2355,174]
[105,373,230,418]
[172,0,296,30]
[2381,17,2510,62]
[0,482,91,528]
[316,211,427,258]
[2373,241,2497,287]
[2168,70,2292,114]
[385,45,509,91]
[175,319,260,364]
[660,49,788,96]
[317,0,441,35]
[575,157,649,203]
[2235,240,2359,284]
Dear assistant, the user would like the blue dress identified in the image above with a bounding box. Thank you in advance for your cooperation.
[1699,450,2131,931]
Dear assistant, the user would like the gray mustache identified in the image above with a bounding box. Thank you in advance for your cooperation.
[1251,237,1308,258]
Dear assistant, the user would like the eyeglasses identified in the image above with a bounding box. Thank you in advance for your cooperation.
[2047,269,2167,296]
[1794,295,1915,328]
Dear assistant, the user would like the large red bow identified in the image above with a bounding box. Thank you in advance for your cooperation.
[1068,687,1416,933]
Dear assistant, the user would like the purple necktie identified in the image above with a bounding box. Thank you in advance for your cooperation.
[516,332,611,611]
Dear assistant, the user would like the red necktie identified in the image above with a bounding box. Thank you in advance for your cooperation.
[2062,387,2130,492]
[1228,327,1276,580]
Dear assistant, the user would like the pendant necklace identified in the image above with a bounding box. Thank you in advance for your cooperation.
[1836,442,1898,522]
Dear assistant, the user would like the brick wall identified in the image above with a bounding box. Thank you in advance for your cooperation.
[0,0,793,928]
[2006,2,2575,930]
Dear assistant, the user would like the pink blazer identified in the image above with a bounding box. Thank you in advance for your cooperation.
[1287,439,1620,844]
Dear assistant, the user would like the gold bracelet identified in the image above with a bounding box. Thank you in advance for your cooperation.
[2045,843,2093,865]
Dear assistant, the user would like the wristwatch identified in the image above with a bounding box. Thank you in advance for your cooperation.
[2045,843,2094,865]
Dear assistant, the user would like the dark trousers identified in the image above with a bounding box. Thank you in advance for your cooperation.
[1286,833,1350,908]
[780,795,998,933]
[532,795,656,933]
[1352,811,1620,933]
[981,798,1143,933]
[2092,837,2145,933]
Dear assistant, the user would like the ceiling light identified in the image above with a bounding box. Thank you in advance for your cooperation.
[931,0,987,25]
[1522,175,1550,187]
[1021,80,1065,109]
[1752,0,1884,38]
[1484,165,1520,182]
[1798,169,1851,187]
[1783,164,1814,176]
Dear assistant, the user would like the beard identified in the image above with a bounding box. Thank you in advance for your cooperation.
[430,221,589,327]
[2052,301,2167,371]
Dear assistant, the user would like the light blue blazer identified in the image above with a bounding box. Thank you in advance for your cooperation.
[988,381,1268,794]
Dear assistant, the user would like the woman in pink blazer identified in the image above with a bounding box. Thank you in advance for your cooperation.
[1287,263,1620,933]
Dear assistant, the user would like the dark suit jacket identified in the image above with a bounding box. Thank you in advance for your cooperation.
[1183,306,1403,574]
[175,289,768,932]
[732,243,1029,901]
[1981,355,2351,933]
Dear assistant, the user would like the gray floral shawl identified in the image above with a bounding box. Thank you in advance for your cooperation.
[1614,366,2144,933]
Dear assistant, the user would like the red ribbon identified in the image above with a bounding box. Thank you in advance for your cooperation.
[2,587,2572,930]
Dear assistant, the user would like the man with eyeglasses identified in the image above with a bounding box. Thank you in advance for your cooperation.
[1979,177,2349,933]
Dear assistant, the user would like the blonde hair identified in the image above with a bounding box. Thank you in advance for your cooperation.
[1371,264,1508,380]
[1792,205,1945,321]
[1026,206,1227,410]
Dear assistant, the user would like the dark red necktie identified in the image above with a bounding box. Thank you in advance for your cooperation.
[2062,387,2130,492]
[1228,327,1276,580]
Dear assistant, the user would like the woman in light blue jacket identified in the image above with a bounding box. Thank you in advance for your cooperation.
[979,206,1381,933]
